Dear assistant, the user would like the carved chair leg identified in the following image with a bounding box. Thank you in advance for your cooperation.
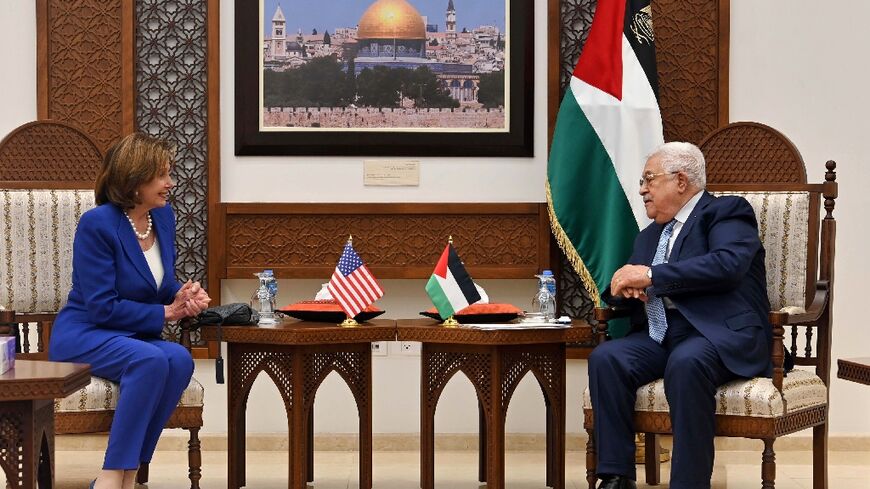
[644,433,661,485]
[586,428,597,489]
[813,423,828,489]
[136,463,149,484]
[188,427,202,489]
[762,438,776,489]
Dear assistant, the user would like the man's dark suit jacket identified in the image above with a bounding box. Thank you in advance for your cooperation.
[607,191,773,379]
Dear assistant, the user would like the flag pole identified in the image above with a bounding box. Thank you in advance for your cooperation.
[339,234,359,327]
[441,235,460,327]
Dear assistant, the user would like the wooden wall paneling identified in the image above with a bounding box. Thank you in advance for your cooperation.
[207,0,222,357]
[548,0,729,353]
[36,0,134,151]
[548,0,598,323]
[135,0,212,351]
[219,203,551,280]
[653,0,730,143]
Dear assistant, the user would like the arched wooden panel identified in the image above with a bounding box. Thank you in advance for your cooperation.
[701,122,807,184]
[0,121,102,189]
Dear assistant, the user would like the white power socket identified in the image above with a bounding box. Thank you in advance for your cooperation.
[371,341,387,356]
[398,341,421,356]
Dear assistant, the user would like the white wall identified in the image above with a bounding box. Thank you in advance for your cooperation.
[1,0,868,437]
[0,1,36,137]
[729,0,870,434]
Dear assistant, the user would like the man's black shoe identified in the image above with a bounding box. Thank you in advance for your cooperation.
[597,475,637,489]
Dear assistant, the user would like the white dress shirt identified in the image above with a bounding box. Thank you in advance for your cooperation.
[143,237,164,287]
[665,190,704,262]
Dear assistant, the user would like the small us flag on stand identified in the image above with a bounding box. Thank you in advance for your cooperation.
[327,237,384,320]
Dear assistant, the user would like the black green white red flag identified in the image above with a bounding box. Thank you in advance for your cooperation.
[547,0,663,304]
[425,243,481,319]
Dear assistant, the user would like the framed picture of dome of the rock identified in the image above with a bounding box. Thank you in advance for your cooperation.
[234,0,533,156]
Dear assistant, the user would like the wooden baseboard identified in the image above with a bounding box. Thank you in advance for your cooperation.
[56,432,870,452]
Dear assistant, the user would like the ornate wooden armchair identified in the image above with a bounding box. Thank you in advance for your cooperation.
[0,121,204,488]
[583,122,837,489]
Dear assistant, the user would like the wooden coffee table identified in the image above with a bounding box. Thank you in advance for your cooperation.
[397,319,592,489]
[0,360,90,488]
[837,357,870,385]
[201,319,396,489]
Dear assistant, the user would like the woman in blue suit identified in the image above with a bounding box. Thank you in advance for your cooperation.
[49,133,210,489]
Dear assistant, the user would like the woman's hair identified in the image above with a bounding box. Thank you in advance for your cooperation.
[95,133,175,209]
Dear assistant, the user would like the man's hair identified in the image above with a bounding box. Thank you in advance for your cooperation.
[95,133,175,209]
[648,141,707,189]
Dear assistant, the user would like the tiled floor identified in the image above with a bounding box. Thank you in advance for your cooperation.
[50,448,870,488]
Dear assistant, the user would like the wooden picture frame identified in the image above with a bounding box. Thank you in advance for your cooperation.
[234,0,534,156]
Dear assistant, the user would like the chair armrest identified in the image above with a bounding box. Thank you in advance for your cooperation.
[769,281,829,327]
[178,317,196,353]
[766,314,787,392]
[592,306,633,346]
[767,281,830,394]
[593,305,633,322]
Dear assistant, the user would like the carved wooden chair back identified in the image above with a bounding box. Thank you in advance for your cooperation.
[703,121,836,387]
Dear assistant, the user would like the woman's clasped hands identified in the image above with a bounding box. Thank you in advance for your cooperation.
[165,280,211,321]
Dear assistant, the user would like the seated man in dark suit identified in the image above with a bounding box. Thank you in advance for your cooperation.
[588,142,772,489]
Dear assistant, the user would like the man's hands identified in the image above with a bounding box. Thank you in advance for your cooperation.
[165,280,212,321]
[610,264,652,301]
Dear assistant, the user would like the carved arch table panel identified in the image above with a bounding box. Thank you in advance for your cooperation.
[838,358,870,386]
[201,320,395,489]
[0,360,90,489]
[397,319,591,489]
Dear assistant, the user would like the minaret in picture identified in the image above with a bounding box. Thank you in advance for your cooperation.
[272,4,286,57]
[446,0,456,40]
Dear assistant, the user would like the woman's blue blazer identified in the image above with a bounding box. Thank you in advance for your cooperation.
[49,203,181,361]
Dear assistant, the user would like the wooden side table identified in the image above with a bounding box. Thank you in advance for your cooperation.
[397,319,592,489]
[201,319,396,489]
[0,360,90,488]
[837,358,870,385]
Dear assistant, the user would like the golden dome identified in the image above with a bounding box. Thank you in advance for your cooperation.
[357,0,426,40]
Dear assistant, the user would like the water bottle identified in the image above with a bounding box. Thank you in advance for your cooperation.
[532,270,556,321]
[541,269,556,296]
[251,271,278,325]
[264,269,278,299]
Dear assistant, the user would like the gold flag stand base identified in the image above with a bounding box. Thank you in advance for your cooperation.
[441,316,460,327]
[339,317,359,328]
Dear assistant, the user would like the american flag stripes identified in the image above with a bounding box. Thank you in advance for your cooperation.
[327,241,384,318]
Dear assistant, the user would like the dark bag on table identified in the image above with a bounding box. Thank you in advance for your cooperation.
[195,303,259,384]
[196,303,259,326]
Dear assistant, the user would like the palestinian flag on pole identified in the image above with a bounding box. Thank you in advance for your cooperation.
[547,0,663,304]
[425,243,481,319]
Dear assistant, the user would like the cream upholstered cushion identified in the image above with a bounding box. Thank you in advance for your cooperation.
[710,191,809,313]
[0,189,96,312]
[582,369,826,418]
[55,375,204,413]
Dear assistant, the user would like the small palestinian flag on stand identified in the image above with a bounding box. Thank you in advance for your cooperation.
[425,239,481,325]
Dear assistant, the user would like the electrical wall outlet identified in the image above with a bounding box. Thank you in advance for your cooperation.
[399,341,421,356]
[371,341,387,356]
